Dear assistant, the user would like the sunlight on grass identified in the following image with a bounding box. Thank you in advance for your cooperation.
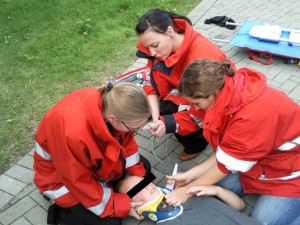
[0,0,201,174]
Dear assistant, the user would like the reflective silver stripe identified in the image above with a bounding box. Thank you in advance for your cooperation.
[190,114,203,128]
[43,185,69,200]
[167,89,179,96]
[35,142,52,160]
[178,104,190,112]
[125,152,140,168]
[278,136,300,151]
[216,146,257,172]
[259,171,300,181]
[88,181,112,215]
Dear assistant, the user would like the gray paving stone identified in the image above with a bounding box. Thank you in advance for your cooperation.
[266,79,283,88]
[29,189,51,211]
[290,75,300,83]
[135,135,154,152]
[0,197,36,225]
[10,183,36,206]
[138,129,152,139]
[273,73,291,83]
[290,68,300,78]
[154,162,177,177]
[235,60,250,70]
[138,148,160,168]
[151,168,165,187]
[24,205,47,225]
[193,152,211,165]
[0,191,13,213]
[161,152,181,166]
[225,47,242,58]
[10,217,31,225]
[152,138,180,159]
[177,160,198,172]
[4,164,34,184]
[0,175,27,196]
[267,66,285,76]
[289,84,300,100]
[280,80,298,92]
[230,51,249,64]
[17,155,34,170]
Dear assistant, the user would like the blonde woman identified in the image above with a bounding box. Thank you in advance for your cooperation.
[33,82,151,225]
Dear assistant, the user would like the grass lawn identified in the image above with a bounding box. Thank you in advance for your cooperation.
[0,0,201,174]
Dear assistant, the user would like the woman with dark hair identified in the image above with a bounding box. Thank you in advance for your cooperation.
[33,82,151,225]
[135,8,235,160]
[166,59,300,225]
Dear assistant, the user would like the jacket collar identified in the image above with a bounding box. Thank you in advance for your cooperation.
[85,90,124,162]
[136,19,195,68]
[202,68,267,134]
[202,73,245,134]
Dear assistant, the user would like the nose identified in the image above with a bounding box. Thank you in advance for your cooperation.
[149,48,157,57]
[145,183,153,190]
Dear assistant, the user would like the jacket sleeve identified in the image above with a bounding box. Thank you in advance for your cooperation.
[122,133,147,177]
[159,96,205,136]
[152,71,175,99]
[160,110,200,135]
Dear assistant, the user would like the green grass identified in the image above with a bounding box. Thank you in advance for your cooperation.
[0,0,201,174]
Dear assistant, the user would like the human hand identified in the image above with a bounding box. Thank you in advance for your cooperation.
[129,201,144,220]
[186,185,219,196]
[164,186,191,206]
[166,172,192,188]
[149,120,166,137]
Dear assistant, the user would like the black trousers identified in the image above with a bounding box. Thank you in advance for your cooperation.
[47,155,151,225]
[47,203,121,225]
[160,100,208,154]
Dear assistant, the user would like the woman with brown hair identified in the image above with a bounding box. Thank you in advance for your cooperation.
[166,59,300,225]
[135,8,235,160]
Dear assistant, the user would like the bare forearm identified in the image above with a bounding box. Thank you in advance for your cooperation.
[187,160,227,187]
[185,154,217,181]
[215,186,245,211]
[148,95,160,121]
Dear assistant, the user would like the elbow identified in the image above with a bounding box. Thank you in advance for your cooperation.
[237,200,246,211]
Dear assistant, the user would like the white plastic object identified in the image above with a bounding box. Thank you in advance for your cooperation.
[142,122,152,132]
[249,24,300,46]
[164,164,178,192]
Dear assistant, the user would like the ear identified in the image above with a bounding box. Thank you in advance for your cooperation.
[106,114,117,123]
[166,26,175,37]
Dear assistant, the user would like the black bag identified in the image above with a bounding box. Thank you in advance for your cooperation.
[204,16,236,30]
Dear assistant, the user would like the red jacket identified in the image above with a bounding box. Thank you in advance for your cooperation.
[33,88,146,218]
[137,19,234,135]
[199,68,300,197]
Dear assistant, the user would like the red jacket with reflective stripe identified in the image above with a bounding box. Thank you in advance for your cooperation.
[199,68,300,197]
[137,19,234,135]
[33,88,146,218]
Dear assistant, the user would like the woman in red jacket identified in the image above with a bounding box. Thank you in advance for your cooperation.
[33,82,151,225]
[165,59,300,225]
[135,8,235,160]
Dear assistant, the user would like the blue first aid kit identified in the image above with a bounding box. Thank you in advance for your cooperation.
[229,21,300,65]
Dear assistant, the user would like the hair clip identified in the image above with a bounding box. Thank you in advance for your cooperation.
[107,82,113,91]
